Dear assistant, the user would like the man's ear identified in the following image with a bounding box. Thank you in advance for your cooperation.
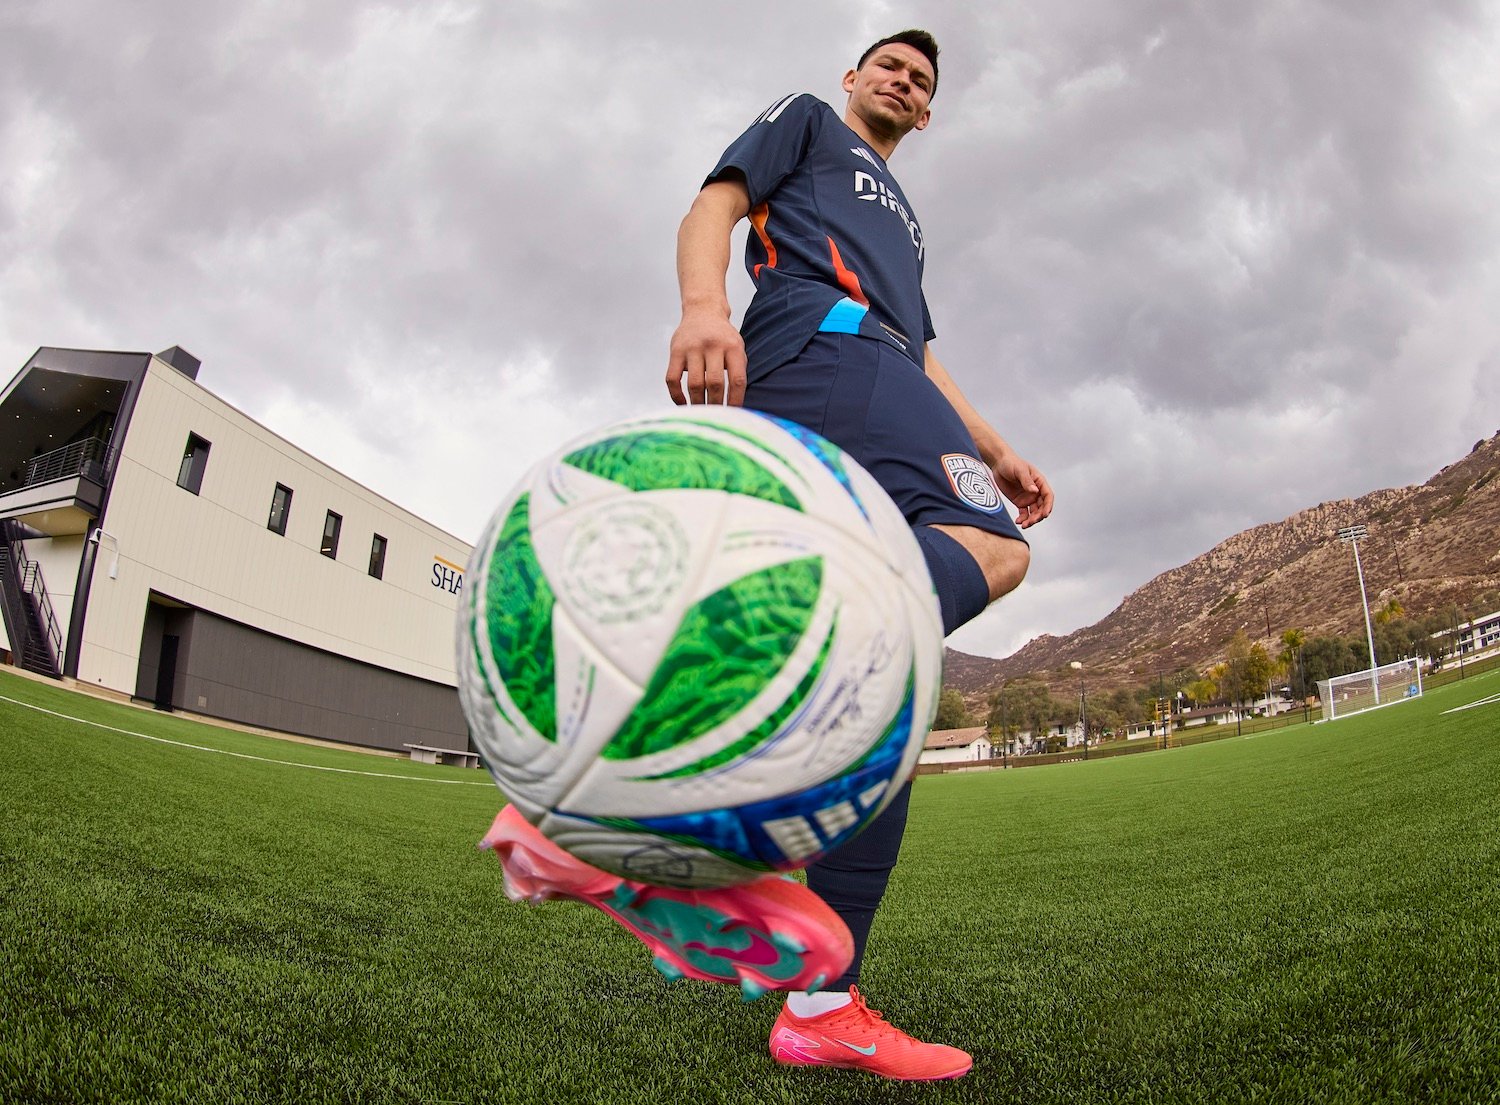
[913,108,932,132]
[841,67,858,94]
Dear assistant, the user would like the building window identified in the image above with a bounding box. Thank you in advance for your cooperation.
[369,534,387,579]
[321,511,342,559]
[267,484,293,535]
[176,434,211,495]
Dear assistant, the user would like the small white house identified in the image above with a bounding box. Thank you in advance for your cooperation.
[919,726,993,765]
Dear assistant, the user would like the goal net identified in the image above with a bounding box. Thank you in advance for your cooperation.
[1317,657,1423,722]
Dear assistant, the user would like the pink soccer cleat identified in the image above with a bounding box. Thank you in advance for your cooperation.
[769,986,973,1080]
[480,805,853,1000]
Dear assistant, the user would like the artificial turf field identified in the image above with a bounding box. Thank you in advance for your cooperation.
[2,666,1497,1105]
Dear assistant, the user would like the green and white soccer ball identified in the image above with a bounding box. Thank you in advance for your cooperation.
[456,407,942,888]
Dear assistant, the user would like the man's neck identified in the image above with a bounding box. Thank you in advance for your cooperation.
[842,109,903,160]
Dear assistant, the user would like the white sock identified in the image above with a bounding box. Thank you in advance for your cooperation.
[786,989,853,1018]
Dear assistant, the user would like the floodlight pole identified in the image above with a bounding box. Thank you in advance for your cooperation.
[1070,661,1088,760]
[1336,524,1379,704]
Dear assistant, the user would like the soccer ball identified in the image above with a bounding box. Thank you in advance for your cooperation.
[456,407,942,888]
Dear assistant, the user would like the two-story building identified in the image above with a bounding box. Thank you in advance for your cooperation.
[0,346,471,753]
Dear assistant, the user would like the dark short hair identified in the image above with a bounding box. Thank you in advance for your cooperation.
[857,29,940,94]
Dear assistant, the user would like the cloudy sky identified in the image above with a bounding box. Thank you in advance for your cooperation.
[4,0,1497,658]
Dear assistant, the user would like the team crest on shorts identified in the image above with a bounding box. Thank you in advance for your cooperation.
[941,453,1003,513]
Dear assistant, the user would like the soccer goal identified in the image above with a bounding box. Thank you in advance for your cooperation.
[1317,658,1423,722]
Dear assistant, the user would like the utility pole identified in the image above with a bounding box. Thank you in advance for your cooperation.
[1156,669,1167,751]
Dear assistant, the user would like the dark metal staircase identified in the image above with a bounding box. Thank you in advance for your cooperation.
[0,519,62,678]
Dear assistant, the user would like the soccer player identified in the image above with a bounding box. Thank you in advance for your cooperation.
[487,30,1051,1082]
[666,28,1052,1078]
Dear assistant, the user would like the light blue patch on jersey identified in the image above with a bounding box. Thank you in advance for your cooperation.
[817,296,869,335]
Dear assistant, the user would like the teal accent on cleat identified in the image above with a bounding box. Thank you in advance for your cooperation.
[480,806,854,994]
[805,973,827,995]
[739,975,769,1002]
[771,932,808,955]
[607,884,644,909]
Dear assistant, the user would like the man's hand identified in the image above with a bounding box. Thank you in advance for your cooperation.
[666,309,748,406]
[667,177,752,405]
[991,451,1054,530]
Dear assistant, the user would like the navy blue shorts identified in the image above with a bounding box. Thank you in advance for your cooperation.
[745,333,1027,543]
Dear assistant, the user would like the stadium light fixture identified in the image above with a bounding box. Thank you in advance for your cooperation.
[1336,524,1379,703]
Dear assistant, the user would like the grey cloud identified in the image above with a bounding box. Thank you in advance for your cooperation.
[3,0,1497,660]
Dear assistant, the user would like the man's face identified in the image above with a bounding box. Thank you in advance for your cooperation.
[843,43,935,139]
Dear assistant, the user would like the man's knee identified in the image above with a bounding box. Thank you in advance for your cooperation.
[932,524,1030,601]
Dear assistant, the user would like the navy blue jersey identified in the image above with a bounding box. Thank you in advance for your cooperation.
[707,93,934,377]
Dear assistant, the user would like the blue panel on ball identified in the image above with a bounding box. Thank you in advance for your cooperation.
[577,671,918,870]
[756,413,871,524]
[736,679,916,863]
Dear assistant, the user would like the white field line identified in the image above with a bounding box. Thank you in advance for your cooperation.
[1442,691,1500,715]
[0,694,493,786]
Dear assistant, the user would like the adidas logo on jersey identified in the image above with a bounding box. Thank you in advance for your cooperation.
[850,146,881,170]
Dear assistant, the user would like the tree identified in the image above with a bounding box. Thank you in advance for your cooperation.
[1244,642,1278,707]
[1374,598,1405,625]
[1104,687,1143,727]
[1301,635,1359,688]
[1088,703,1125,741]
[1220,633,1250,709]
[934,687,972,730]
[1277,628,1305,665]
[1371,614,1426,666]
[988,678,1059,750]
[1184,678,1218,707]
[1220,631,1277,713]
[1279,628,1308,699]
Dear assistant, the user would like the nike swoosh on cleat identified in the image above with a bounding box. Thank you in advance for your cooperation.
[837,1040,877,1056]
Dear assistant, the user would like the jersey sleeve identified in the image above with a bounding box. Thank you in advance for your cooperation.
[704,93,822,205]
[921,293,936,343]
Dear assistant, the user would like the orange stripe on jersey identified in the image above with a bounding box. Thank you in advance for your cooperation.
[750,202,777,280]
[826,237,869,306]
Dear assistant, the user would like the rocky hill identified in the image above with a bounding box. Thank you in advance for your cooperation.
[945,430,1500,699]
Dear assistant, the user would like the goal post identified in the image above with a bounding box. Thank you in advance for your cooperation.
[1317,657,1423,722]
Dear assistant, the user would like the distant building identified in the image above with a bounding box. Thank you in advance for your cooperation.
[919,726,993,764]
[0,346,471,753]
[1430,609,1500,660]
[1175,704,1240,730]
